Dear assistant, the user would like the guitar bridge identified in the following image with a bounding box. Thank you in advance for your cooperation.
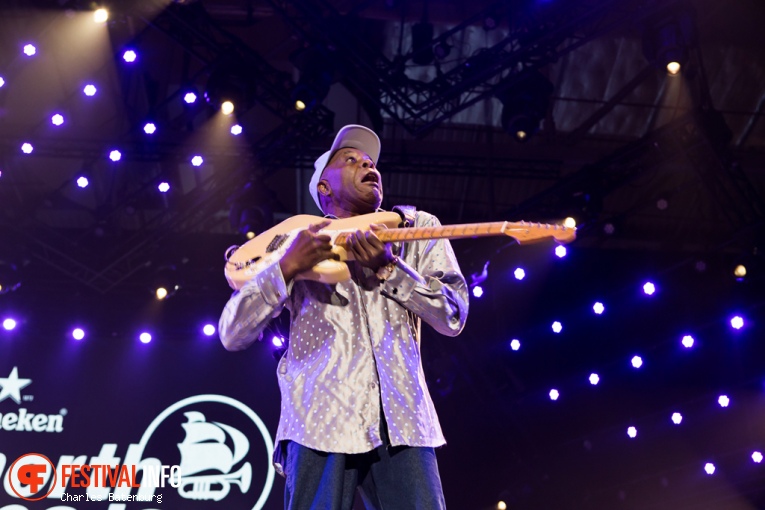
[266,234,288,253]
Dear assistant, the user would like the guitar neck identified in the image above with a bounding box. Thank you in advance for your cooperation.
[335,222,511,245]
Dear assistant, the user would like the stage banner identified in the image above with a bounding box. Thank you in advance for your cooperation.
[0,330,283,510]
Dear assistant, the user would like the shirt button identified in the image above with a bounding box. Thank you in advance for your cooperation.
[369,382,377,389]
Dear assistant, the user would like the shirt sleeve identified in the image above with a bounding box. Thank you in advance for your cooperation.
[379,211,469,337]
[218,259,292,351]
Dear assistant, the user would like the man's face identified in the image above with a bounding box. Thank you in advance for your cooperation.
[320,147,382,213]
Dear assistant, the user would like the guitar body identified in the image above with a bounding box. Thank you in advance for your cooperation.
[224,212,403,290]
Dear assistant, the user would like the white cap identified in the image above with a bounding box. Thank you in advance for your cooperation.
[309,124,381,212]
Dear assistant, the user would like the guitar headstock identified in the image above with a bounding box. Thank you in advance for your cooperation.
[503,221,577,244]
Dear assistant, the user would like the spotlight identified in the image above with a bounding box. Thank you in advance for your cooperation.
[642,9,695,75]
[513,268,525,280]
[593,302,605,314]
[202,324,216,336]
[221,101,234,115]
[2,318,17,331]
[752,452,763,464]
[83,84,97,96]
[554,245,567,258]
[671,412,682,425]
[627,426,637,438]
[497,502,507,510]
[191,155,204,167]
[158,182,170,193]
[272,336,284,347]
[549,389,559,401]
[495,70,553,142]
[472,285,484,298]
[290,45,334,113]
[139,332,152,343]
[155,287,168,300]
[681,334,694,348]
[72,328,85,340]
[0,76,4,88]
[230,124,243,135]
[718,395,730,408]
[143,122,156,134]
[631,355,643,369]
[51,113,64,126]
[183,91,197,104]
[23,44,36,57]
[76,176,89,188]
[642,282,656,295]
[21,143,33,154]
[563,217,577,229]
[123,50,137,63]
[730,315,744,330]
[510,339,520,351]
[109,150,122,162]
[589,373,599,385]
[93,8,108,23]
[733,264,746,279]
[152,264,181,301]
[551,321,562,333]
[704,463,715,475]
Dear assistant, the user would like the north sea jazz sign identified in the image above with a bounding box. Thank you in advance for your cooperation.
[0,359,279,510]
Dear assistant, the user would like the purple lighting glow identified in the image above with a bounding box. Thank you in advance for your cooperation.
[202,324,216,336]
[2,318,16,331]
[0,76,5,88]
[83,84,97,96]
[510,339,520,351]
[109,150,122,162]
[513,268,526,280]
[681,335,695,348]
[593,302,605,315]
[753,452,763,464]
[123,50,137,63]
[627,426,637,438]
[231,124,243,135]
[549,389,559,401]
[730,315,744,330]
[139,332,152,344]
[554,245,567,258]
[183,92,197,104]
[551,321,562,333]
[631,355,643,369]
[472,286,483,298]
[158,182,170,193]
[51,114,64,126]
[72,328,85,340]
[191,155,204,167]
[718,395,730,408]
[21,143,33,154]
[589,373,599,385]
[272,336,285,347]
[671,412,683,425]
[76,176,89,188]
[642,282,656,295]
[704,463,715,475]
[143,122,156,135]
[23,44,36,56]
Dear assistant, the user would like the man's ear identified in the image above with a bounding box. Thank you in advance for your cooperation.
[317,180,331,196]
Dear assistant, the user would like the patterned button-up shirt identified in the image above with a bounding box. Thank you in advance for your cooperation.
[219,210,469,474]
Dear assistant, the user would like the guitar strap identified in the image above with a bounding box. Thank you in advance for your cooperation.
[391,204,422,344]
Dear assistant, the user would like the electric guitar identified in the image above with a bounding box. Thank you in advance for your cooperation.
[224,211,576,290]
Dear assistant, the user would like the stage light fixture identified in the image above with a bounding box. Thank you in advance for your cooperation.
[554,245,567,258]
[589,373,599,385]
[513,268,525,280]
[752,452,763,464]
[730,315,744,330]
[551,321,562,333]
[272,336,284,347]
[631,355,643,368]
[671,412,682,425]
[642,282,656,295]
[0,76,5,88]
[109,150,121,162]
[123,50,137,63]
[496,70,553,142]
[76,176,89,188]
[2,318,16,331]
[472,285,484,298]
[139,332,152,343]
[0,261,21,294]
[245,231,255,239]
[158,182,170,193]
[143,122,156,134]
[510,339,520,351]
[203,324,216,336]
[497,502,507,510]
[183,91,197,104]
[72,328,85,340]
[191,155,203,167]
[23,44,36,57]
[221,100,235,115]
[563,217,576,229]
[21,143,33,154]
[733,264,746,279]
[411,22,435,65]
[642,9,695,75]
[93,8,108,23]
[231,124,243,135]
[83,84,97,96]
[704,463,715,475]
[549,389,559,401]
[627,426,637,438]
[718,395,729,408]
[681,334,694,348]
[593,302,605,315]
[155,287,168,300]
[290,45,334,113]
[51,113,64,126]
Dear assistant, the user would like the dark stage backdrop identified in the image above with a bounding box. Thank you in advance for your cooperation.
[0,330,284,510]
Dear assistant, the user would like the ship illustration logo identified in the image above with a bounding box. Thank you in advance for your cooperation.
[177,411,253,501]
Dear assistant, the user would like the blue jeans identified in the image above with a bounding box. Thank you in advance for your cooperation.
[283,440,446,510]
